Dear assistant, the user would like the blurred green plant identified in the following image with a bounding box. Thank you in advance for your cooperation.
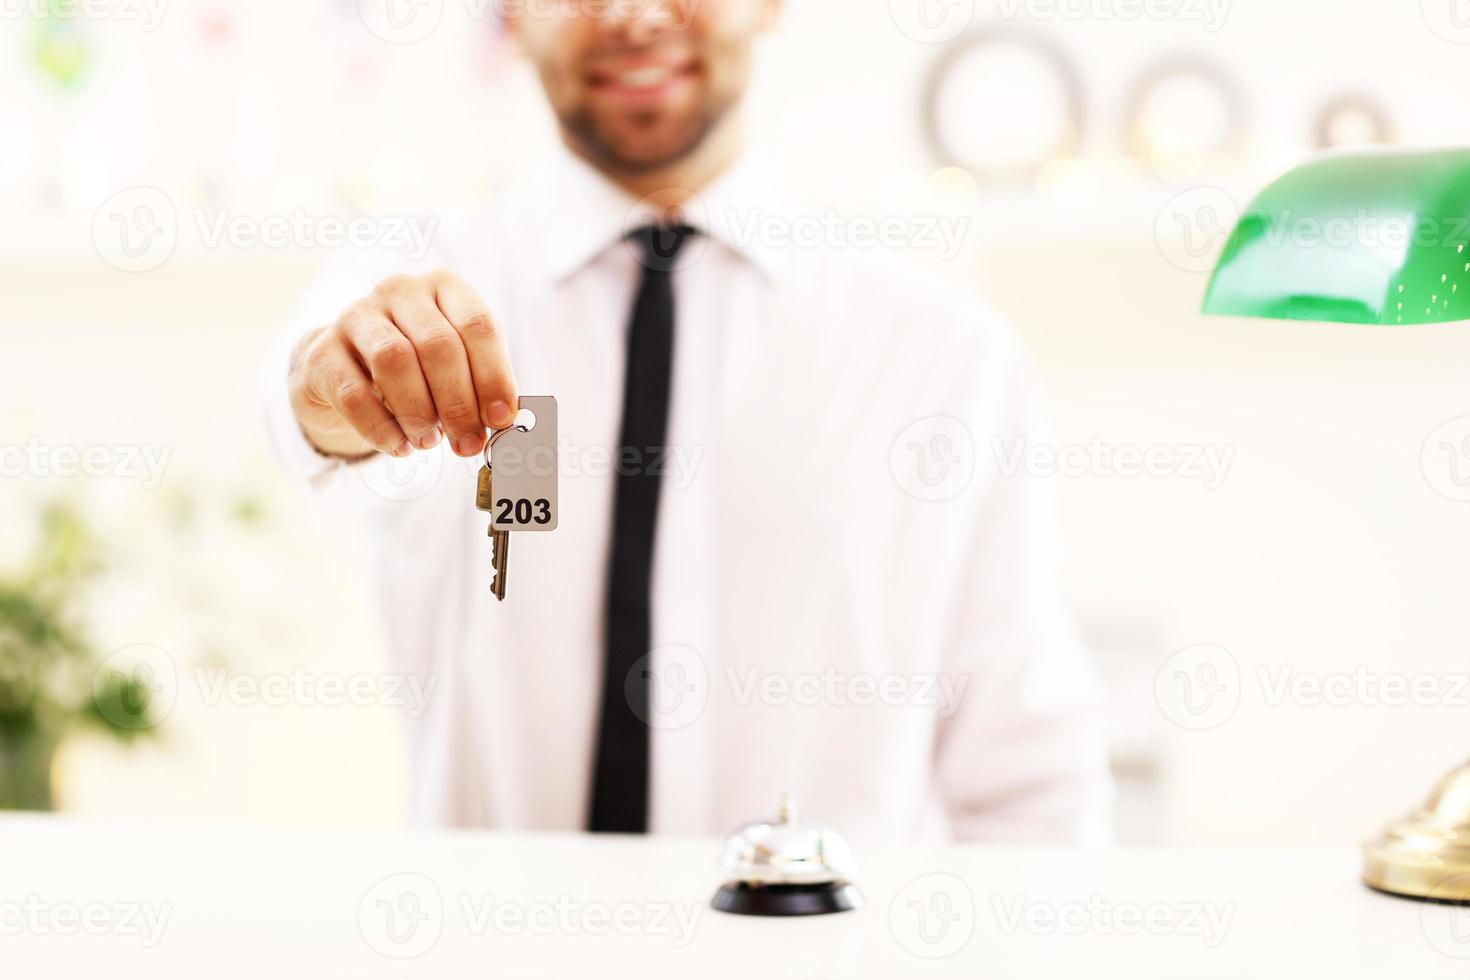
[0,502,158,810]
[31,0,94,92]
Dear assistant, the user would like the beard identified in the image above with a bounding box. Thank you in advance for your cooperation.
[559,96,733,177]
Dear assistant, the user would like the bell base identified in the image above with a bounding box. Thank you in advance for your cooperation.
[1363,841,1470,903]
[1363,759,1470,903]
[711,881,862,917]
[1364,882,1470,906]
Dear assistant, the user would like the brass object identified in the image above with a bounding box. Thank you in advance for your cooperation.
[475,464,494,512]
[1363,760,1470,902]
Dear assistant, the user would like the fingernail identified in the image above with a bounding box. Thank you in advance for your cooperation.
[454,436,480,457]
[392,441,412,458]
[486,401,515,429]
[418,429,441,451]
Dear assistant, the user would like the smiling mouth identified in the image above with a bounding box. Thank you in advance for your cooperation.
[587,60,700,93]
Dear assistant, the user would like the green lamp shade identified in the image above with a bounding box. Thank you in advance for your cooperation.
[1202,149,1470,325]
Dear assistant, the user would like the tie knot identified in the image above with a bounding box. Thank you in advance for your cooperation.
[629,223,697,272]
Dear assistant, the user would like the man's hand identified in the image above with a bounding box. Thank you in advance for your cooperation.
[288,270,518,460]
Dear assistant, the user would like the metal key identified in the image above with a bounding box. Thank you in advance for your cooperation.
[489,524,510,602]
[475,463,510,601]
[475,399,558,603]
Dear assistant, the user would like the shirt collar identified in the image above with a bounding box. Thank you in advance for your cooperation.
[520,141,793,287]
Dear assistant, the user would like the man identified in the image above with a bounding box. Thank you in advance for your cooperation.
[267,0,1111,842]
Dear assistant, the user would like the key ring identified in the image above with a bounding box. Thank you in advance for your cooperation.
[482,424,530,470]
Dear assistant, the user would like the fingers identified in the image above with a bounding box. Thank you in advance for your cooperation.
[432,271,519,430]
[318,271,515,461]
[314,336,410,457]
[375,275,485,457]
[337,303,441,451]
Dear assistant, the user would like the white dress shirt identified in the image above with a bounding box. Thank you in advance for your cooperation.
[264,145,1112,845]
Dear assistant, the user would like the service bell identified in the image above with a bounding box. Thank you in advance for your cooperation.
[711,795,862,916]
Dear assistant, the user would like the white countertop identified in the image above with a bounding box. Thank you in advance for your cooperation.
[0,814,1456,978]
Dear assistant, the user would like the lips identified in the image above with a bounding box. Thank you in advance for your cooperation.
[586,55,700,101]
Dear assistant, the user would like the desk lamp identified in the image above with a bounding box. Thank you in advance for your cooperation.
[1202,147,1470,901]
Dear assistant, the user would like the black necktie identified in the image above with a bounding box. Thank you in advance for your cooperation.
[589,224,695,833]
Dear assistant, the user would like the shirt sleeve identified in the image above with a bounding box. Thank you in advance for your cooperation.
[933,326,1114,846]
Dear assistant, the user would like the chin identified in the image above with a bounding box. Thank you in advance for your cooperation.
[606,142,699,174]
[561,91,730,178]
[583,120,714,176]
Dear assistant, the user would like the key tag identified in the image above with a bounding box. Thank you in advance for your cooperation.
[483,396,559,532]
